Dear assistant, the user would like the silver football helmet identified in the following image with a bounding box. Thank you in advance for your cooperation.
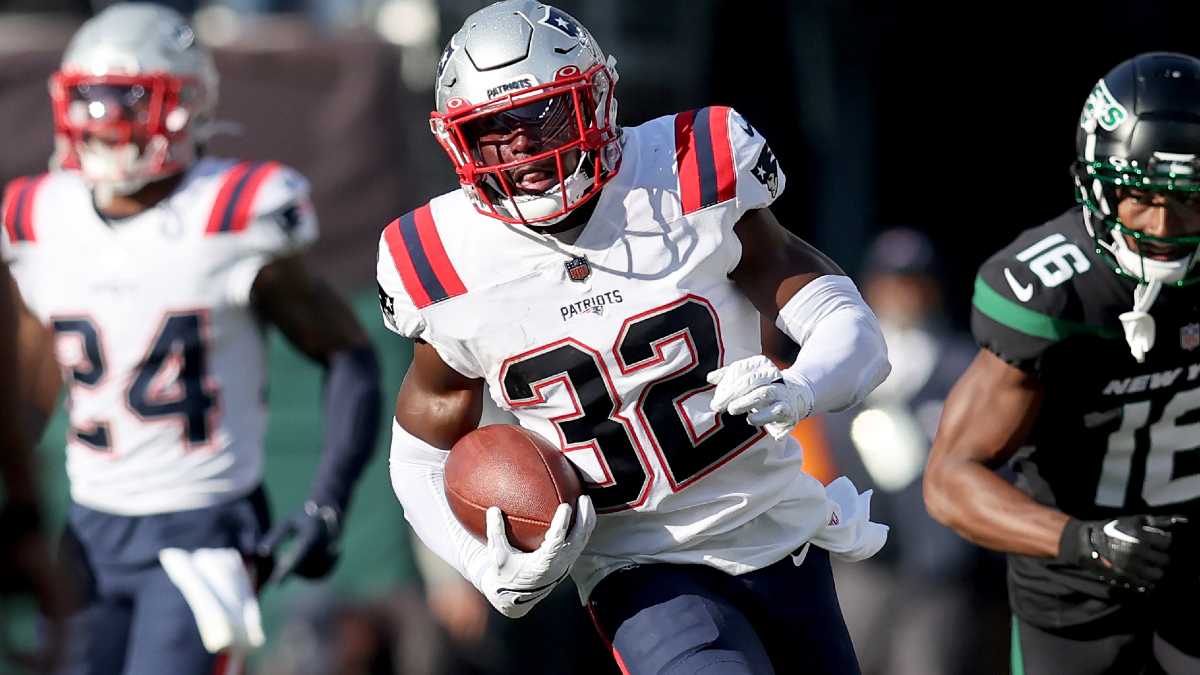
[49,3,218,201]
[431,1,621,226]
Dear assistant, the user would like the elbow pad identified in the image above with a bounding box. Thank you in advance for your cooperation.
[388,419,490,587]
[776,275,890,416]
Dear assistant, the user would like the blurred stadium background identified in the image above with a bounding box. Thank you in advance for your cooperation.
[2,1,1200,674]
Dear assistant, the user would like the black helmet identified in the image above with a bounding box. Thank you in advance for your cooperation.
[1072,51,1200,286]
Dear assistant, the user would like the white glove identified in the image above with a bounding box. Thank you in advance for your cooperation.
[478,494,595,618]
[707,355,811,440]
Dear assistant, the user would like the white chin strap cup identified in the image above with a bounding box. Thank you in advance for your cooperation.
[79,135,173,201]
[492,156,594,224]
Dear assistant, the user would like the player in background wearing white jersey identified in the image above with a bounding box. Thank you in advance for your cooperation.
[380,3,890,673]
[2,5,382,674]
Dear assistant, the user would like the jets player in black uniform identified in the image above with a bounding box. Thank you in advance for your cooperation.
[925,52,1200,675]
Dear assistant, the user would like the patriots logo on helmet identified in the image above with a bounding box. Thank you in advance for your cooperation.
[437,41,456,80]
[540,7,582,40]
[752,145,780,198]
[168,23,194,50]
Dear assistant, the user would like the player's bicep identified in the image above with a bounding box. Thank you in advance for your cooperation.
[395,340,484,450]
[729,207,844,320]
[251,254,370,364]
[928,348,1043,472]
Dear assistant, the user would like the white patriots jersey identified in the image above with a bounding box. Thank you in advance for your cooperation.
[377,107,832,598]
[2,157,317,516]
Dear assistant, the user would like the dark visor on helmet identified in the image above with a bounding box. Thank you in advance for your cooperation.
[66,84,154,124]
[462,94,581,161]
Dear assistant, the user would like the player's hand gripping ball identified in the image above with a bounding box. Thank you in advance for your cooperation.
[444,424,583,552]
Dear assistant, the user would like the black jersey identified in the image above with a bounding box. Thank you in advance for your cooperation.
[972,205,1200,630]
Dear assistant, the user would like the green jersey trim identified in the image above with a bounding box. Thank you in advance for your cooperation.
[972,276,1119,341]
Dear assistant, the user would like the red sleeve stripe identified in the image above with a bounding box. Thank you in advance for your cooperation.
[674,106,738,215]
[1,176,27,244]
[586,604,633,675]
[205,161,282,235]
[383,204,466,309]
[2,174,48,244]
[674,110,702,214]
[205,162,253,235]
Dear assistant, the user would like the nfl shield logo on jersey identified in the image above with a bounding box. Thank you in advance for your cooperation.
[565,256,591,282]
[1182,323,1200,351]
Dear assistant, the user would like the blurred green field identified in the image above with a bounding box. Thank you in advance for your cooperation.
[1,286,418,672]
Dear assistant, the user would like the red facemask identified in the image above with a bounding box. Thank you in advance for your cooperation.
[430,62,620,225]
[49,69,205,188]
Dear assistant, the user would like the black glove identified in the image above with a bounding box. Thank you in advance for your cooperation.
[257,501,341,584]
[1058,514,1187,593]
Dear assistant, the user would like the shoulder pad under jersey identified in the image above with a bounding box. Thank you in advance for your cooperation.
[0,172,53,261]
[669,106,785,217]
[375,201,467,339]
[972,207,1121,373]
[202,160,318,258]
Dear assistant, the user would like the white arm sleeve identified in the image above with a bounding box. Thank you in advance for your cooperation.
[776,275,891,416]
[388,419,490,588]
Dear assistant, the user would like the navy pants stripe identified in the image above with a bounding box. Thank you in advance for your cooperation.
[588,547,861,675]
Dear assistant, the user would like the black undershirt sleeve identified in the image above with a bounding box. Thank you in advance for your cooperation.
[307,345,383,512]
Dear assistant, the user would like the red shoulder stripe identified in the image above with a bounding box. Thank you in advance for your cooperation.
[2,176,29,244]
[205,161,282,235]
[383,217,431,309]
[674,110,702,214]
[227,161,282,233]
[2,174,48,244]
[205,162,253,235]
[674,107,737,215]
[383,205,466,309]
[707,107,738,204]
[413,205,467,298]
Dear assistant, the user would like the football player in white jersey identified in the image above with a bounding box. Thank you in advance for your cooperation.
[2,5,382,674]
[379,2,890,673]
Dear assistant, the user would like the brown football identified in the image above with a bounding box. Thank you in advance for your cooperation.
[444,424,583,553]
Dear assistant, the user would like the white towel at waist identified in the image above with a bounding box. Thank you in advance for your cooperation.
[805,476,889,563]
[158,547,265,654]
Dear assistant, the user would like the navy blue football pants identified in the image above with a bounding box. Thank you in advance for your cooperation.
[52,489,269,675]
[588,547,861,675]
[57,562,217,675]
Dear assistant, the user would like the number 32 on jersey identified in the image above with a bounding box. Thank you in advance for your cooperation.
[499,296,763,513]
